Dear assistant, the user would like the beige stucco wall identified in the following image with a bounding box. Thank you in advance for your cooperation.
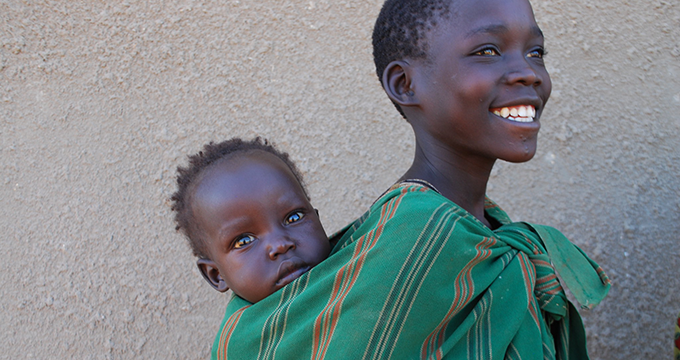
[1,0,678,358]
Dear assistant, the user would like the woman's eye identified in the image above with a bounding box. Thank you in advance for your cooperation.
[285,211,304,225]
[234,234,255,249]
[474,47,500,56]
[528,48,547,58]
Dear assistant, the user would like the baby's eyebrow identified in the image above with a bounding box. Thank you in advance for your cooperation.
[217,216,251,238]
[465,24,544,39]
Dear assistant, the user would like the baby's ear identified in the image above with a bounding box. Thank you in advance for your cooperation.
[197,259,229,293]
[382,60,419,107]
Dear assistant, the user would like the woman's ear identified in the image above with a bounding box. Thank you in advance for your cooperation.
[197,259,229,293]
[382,60,419,107]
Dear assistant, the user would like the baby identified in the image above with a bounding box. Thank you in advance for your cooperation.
[171,137,331,303]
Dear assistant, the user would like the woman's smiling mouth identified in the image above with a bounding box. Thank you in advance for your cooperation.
[490,105,536,123]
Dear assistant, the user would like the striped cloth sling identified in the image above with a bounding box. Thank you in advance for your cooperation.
[212,183,610,359]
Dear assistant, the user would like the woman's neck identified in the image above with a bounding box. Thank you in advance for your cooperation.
[402,139,495,228]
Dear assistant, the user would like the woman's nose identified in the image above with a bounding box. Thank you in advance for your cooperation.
[505,57,542,86]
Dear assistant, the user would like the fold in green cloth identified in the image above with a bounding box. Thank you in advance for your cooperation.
[212,183,610,359]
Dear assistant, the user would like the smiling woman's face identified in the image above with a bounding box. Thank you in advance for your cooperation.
[412,0,551,163]
[191,150,329,303]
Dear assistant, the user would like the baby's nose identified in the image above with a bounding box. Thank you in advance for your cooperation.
[267,237,295,259]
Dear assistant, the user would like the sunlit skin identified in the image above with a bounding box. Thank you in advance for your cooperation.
[384,0,551,228]
[191,151,330,303]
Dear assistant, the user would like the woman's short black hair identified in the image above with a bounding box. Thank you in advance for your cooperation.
[170,137,307,259]
[372,0,453,117]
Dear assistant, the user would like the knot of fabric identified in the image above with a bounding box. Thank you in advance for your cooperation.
[494,222,611,320]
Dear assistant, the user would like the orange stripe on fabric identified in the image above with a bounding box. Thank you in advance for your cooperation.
[535,279,563,295]
[517,253,540,328]
[314,219,381,358]
[314,192,401,358]
[531,259,552,268]
[217,305,250,360]
[433,238,497,360]
[312,187,409,360]
[421,236,497,359]
[535,273,556,283]
[596,266,611,285]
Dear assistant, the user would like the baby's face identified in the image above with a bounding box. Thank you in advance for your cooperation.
[191,151,330,303]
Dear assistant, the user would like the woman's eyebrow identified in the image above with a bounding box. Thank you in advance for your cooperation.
[530,26,544,38]
[465,24,544,39]
[465,24,508,38]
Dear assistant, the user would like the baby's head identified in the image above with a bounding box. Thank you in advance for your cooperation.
[171,138,330,303]
[373,0,551,163]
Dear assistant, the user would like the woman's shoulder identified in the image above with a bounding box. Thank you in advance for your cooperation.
[362,181,469,228]
[375,180,448,208]
[373,181,509,227]
[330,182,492,251]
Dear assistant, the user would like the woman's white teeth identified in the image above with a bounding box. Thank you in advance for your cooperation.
[508,116,533,122]
[492,105,536,122]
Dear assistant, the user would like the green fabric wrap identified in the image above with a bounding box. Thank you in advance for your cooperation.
[211,184,610,360]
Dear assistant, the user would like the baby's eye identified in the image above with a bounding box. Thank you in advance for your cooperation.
[527,48,547,59]
[284,211,305,225]
[473,47,500,56]
[233,234,255,249]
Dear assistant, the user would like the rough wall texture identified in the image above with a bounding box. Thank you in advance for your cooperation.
[0,0,678,359]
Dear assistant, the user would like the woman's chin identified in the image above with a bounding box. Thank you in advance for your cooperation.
[501,146,537,163]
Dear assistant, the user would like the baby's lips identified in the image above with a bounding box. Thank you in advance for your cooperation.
[275,260,310,287]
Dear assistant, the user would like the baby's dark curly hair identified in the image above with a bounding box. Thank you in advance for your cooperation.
[170,137,308,259]
[372,0,454,117]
